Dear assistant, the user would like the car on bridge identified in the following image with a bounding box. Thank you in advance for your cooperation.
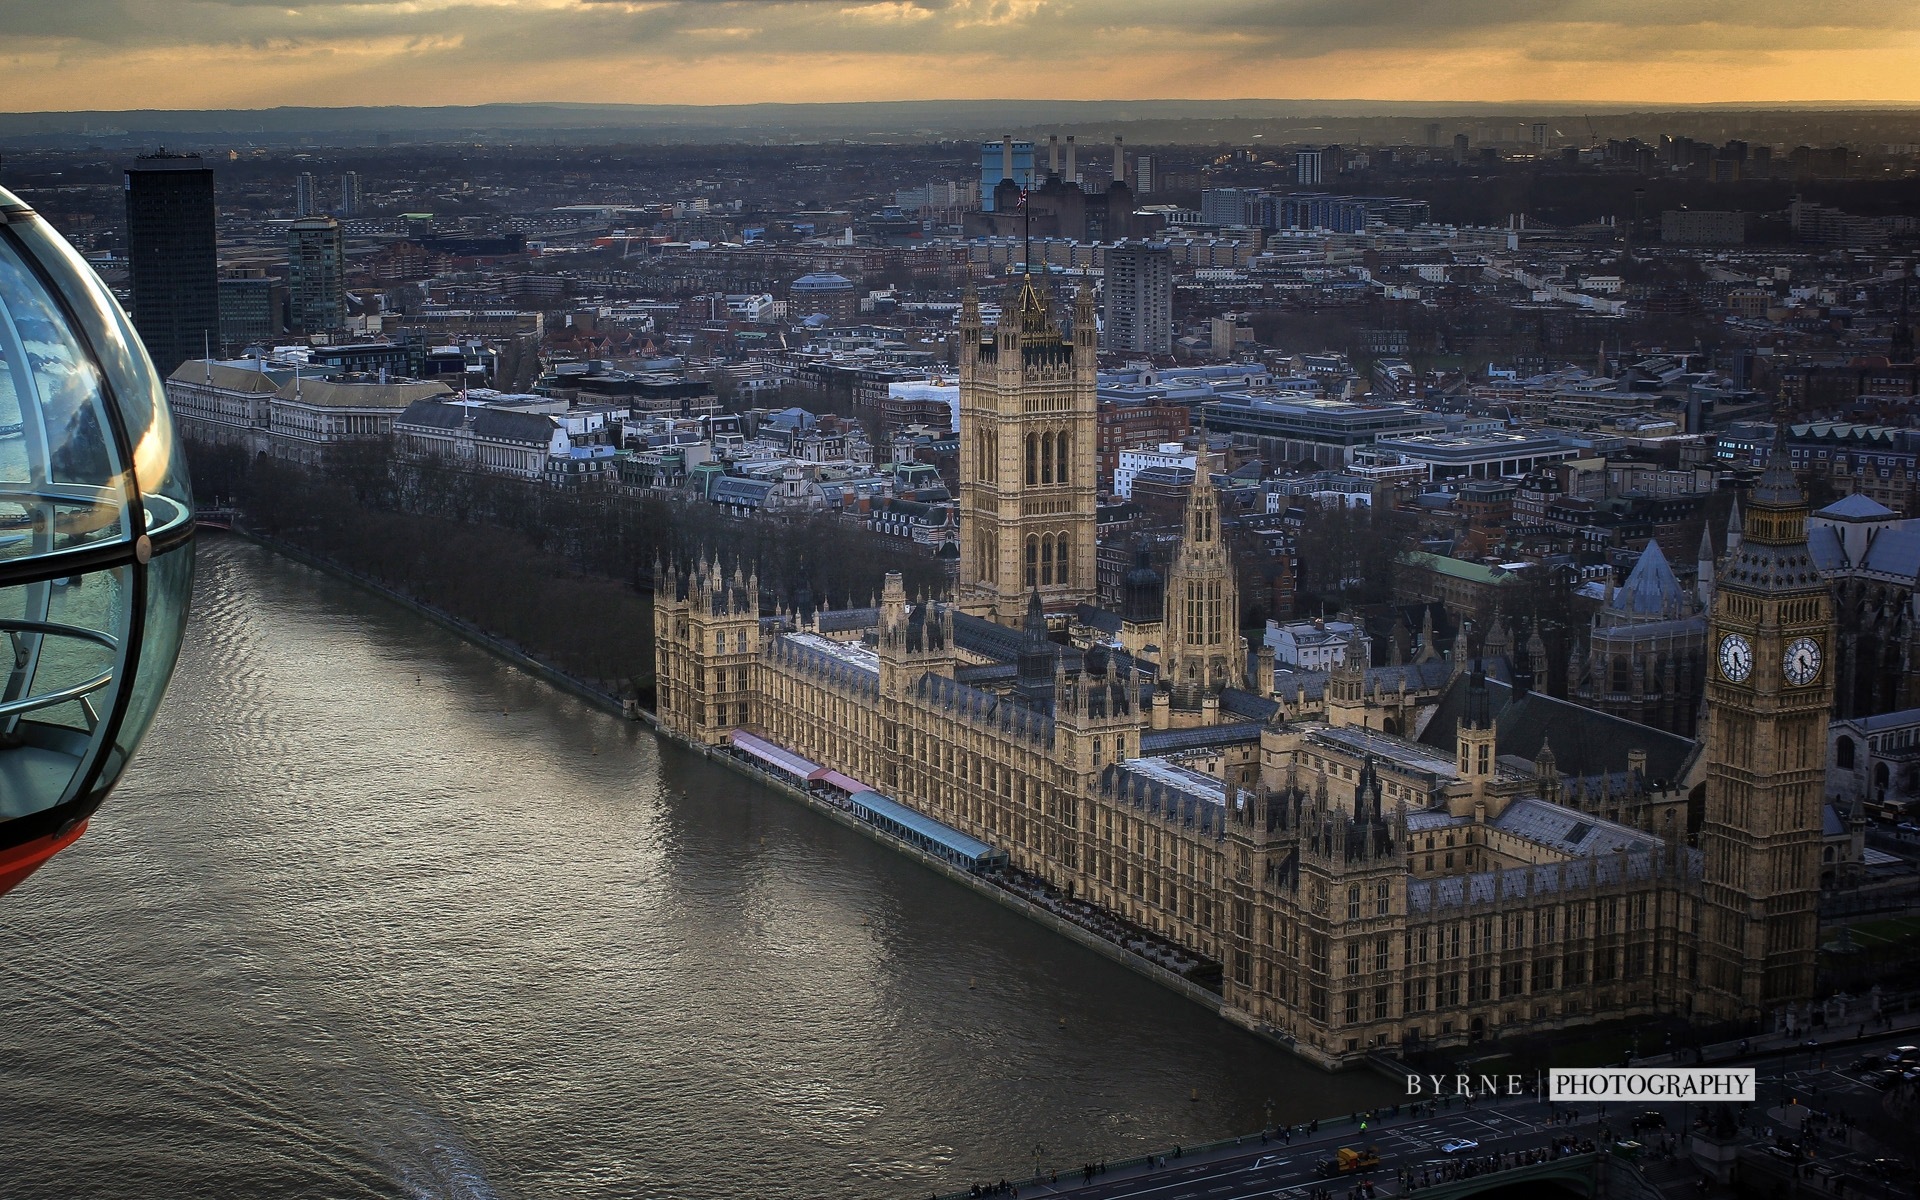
[1630,1111,1666,1132]
[1438,1139,1479,1155]
[1881,1045,1918,1066]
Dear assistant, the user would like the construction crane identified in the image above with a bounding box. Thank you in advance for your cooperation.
[1585,114,1598,148]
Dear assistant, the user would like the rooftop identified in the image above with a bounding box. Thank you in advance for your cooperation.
[1491,796,1658,857]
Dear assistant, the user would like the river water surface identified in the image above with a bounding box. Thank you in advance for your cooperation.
[0,538,1392,1199]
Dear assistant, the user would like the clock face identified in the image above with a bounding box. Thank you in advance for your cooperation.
[1718,633,1754,683]
[1783,637,1822,686]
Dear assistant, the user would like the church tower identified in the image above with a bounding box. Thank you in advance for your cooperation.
[1159,438,1245,710]
[956,278,1099,625]
[1698,439,1833,1022]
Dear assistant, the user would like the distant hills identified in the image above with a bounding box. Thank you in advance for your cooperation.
[3,99,1915,149]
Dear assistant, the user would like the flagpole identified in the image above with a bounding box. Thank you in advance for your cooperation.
[1022,185,1031,281]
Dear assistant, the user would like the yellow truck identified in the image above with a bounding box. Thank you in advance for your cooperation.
[1316,1147,1383,1177]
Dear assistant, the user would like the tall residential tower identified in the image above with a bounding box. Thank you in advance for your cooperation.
[287,216,345,335]
[1102,242,1172,355]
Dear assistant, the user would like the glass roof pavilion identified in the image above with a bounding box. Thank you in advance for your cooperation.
[0,184,195,896]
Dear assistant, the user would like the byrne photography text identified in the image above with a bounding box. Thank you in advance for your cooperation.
[1549,1069,1756,1102]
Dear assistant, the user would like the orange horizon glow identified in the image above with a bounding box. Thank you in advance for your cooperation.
[6,3,1920,114]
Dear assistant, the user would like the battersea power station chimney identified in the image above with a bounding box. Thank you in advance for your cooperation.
[1113,135,1125,185]
[1001,134,1014,183]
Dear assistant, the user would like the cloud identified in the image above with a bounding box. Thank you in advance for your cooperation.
[1,0,1918,109]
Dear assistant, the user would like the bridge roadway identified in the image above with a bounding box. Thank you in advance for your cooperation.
[972,1094,1607,1200]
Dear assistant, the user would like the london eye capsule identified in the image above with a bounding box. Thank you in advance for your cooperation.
[0,185,194,896]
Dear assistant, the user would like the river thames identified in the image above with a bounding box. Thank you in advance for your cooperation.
[0,538,1393,1199]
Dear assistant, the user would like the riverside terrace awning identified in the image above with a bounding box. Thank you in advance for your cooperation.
[847,791,1009,873]
[818,770,869,794]
[728,731,828,782]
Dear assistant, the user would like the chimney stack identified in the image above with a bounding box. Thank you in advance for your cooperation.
[1001,134,1013,183]
[1114,134,1125,186]
[1048,134,1059,176]
[1065,136,1077,182]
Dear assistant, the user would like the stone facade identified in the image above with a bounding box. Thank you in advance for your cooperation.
[955,281,1099,625]
[655,559,1717,1066]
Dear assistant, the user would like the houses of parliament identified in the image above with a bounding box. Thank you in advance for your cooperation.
[655,281,1833,1068]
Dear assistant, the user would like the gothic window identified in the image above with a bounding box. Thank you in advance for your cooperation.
[1056,430,1070,484]
[1025,537,1038,587]
[1026,433,1038,486]
[1347,884,1362,919]
[1040,534,1054,585]
[1055,532,1070,586]
[1836,735,1855,769]
[1040,431,1054,484]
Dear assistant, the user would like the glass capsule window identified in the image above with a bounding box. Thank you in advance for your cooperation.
[0,185,194,867]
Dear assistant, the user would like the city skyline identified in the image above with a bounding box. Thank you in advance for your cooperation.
[9,0,1920,112]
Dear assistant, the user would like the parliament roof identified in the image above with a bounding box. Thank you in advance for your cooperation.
[1417,674,1697,784]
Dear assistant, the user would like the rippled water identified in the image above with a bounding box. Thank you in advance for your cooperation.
[0,538,1393,1199]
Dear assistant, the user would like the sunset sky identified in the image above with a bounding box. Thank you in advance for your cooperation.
[5,0,1920,112]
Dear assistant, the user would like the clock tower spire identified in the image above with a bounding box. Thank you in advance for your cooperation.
[1699,429,1832,1022]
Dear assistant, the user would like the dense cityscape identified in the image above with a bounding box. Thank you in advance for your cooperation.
[4,95,1920,1199]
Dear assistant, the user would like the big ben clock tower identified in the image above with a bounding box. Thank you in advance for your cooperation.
[1699,438,1833,1022]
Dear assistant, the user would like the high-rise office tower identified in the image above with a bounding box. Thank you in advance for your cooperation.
[295,172,318,217]
[123,153,219,376]
[339,171,362,218]
[1135,154,1154,195]
[1103,243,1171,357]
[287,216,345,335]
[1295,150,1323,185]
